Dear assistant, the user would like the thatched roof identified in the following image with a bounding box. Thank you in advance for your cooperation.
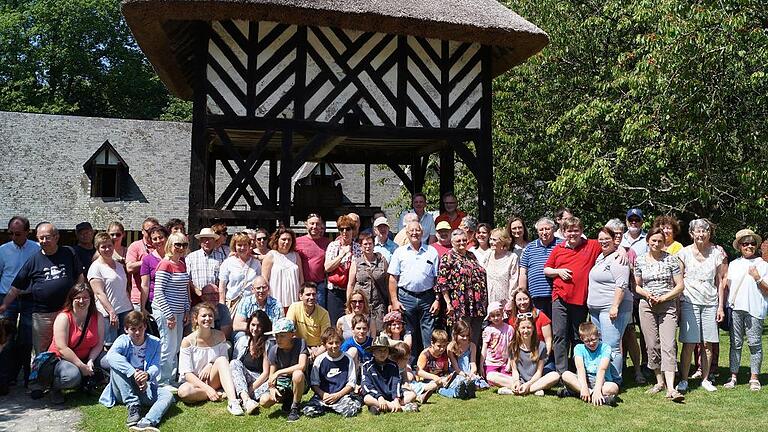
[122,0,549,99]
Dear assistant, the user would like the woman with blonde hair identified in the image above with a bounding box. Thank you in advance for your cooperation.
[484,228,518,307]
[151,231,191,386]
[219,232,261,313]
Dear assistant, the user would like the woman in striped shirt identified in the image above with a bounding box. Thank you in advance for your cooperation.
[152,232,191,386]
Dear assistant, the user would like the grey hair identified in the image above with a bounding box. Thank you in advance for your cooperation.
[605,218,625,232]
[461,215,478,231]
[534,217,555,229]
[451,229,466,239]
[688,218,712,233]
[403,212,419,223]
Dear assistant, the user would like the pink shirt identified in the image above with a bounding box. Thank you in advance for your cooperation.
[295,235,330,283]
[126,239,153,303]
[482,322,514,367]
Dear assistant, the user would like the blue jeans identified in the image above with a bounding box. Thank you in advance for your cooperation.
[590,307,631,383]
[152,309,185,385]
[398,288,435,363]
[315,280,328,309]
[108,367,174,425]
[103,311,130,347]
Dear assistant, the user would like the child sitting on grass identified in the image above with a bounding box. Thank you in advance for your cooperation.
[494,316,560,396]
[559,322,619,406]
[260,318,309,422]
[417,329,470,399]
[389,341,428,404]
[341,314,373,368]
[302,327,361,418]
[99,311,174,432]
[361,333,419,415]
[447,320,488,393]
[482,302,515,389]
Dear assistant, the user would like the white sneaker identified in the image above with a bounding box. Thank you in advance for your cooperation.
[534,390,545,396]
[497,387,515,395]
[228,400,244,416]
[676,380,688,393]
[243,398,259,415]
[701,379,717,392]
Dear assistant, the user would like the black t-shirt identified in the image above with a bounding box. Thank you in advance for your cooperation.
[12,247,83,313]
[267,337,308,370]
[71,245,95,274]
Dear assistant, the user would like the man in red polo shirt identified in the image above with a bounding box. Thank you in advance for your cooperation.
[543,217,602,374]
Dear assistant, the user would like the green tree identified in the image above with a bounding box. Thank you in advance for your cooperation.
[471,0,768,244]
[0,0,172,119]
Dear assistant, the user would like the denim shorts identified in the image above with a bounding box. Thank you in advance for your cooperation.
[679,302,719,343]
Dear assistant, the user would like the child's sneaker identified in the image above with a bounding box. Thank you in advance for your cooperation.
[557,387,575,398]
[243,398,259,415]
[287,406,301,422]
[497,387,515,395]
[129,419,160,432]
[126,404,142,426]
[602,395,618,407]
[368,405,380,416]
[227,400,244,416]
[676,380,688,393]
[402,402,420,412]
[533,390,545,397]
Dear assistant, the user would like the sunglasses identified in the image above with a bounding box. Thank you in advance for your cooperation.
[173,242,189,248]
[350,299,364,304]
[256,237,267,241]
[741,241,757,247]
[108,232,123,237]
[338,227,352,232]
[517,312,533,319]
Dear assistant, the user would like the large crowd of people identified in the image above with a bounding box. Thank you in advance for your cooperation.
[0,192,767,431]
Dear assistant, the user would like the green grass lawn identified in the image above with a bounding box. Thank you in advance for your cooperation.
[77,330,768,432]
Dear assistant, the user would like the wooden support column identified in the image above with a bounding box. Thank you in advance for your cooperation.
[269,160,278,205]
[364,164,371,207]
[476,46,494,225]
[279,128,293,226]
[411,156,428,194]
[188,25,212,247]
[439,149,455,212]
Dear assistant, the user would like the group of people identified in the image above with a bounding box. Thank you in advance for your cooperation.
[0,192,766,430]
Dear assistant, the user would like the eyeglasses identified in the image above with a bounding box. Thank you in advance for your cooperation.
[256,237,267,241]
[338,227,352,232]
[350,299,364,304]
[517,312,533,319]
[173,242,189,248]
[741,241,757,247]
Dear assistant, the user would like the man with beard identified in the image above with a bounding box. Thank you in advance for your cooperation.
[295,213,331,308]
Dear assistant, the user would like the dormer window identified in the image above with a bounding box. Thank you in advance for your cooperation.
[83,141,128,199]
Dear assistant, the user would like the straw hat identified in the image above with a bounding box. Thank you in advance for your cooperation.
[732,229,762,250]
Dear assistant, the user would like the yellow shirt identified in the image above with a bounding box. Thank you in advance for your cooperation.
[286,302,331,347]
[665,241,683,255]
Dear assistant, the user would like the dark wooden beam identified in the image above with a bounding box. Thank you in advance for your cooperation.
[386,163,413,193]
[279,128,293,225]
[439,148,455,211]
[452,140,480,177]
[412,155,429,193]
[477,45,494,225]
[269,160,278,204]
[213,129,273,209]
[188,24,211,248]
[364,163,371,207]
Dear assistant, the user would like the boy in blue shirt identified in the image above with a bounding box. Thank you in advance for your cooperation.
[559,322,619,406]
[341,314,372,368]
[302,327,361,417]
[99,311,174,432]
[361,333,419,415]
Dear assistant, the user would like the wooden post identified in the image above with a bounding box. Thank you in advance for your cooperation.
[439,149,454,212]
[279,128,293,226]
[477,46,494,225]
[188,24,212,247]
[364,163,371,207]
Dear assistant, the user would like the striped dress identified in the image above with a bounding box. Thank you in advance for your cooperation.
[152,258,190,319]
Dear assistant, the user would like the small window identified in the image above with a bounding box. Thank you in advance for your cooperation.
[83,140,128,199]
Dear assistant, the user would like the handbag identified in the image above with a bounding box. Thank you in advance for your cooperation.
[327,257,351,288]
[30,311,92,388]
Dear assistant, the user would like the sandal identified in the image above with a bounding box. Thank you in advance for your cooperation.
[666,390,685,403]
[723,377,737,389]
[749,379,761,391]
[645,383,665,394]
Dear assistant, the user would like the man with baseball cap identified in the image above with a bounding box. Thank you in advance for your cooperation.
[72,221,96,273]
[373,217,397,261]
[621,208,648,256]
[431,221,453,258]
